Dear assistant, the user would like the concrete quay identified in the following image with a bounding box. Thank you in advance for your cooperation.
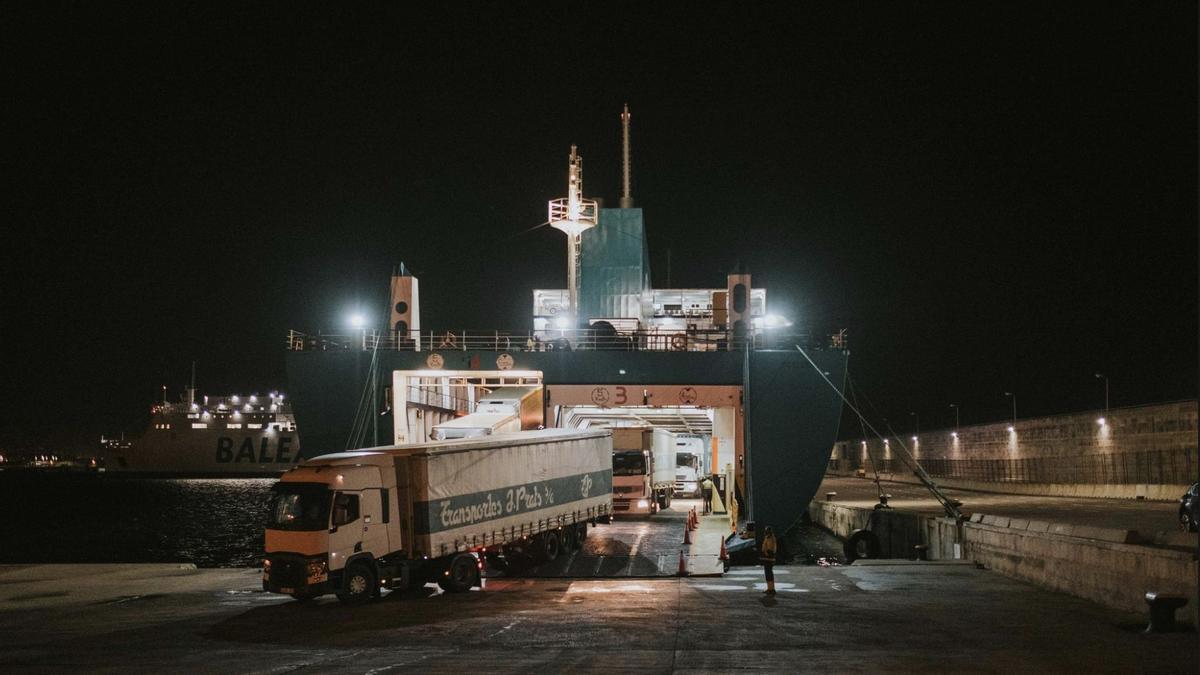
[2,562,1196,673]
[811,476,1199,621]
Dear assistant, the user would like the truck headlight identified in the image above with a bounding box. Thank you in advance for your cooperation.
[637,499,649,508]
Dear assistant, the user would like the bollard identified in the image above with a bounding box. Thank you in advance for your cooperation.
[825,492,837,501]
[1144,592,1188,633]
[914,544,928,561]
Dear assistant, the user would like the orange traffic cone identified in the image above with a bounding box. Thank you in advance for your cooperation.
[719,536,728,561]
[677,550,689,576]
[683,523,693,545]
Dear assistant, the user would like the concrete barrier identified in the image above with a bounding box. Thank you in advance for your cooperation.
[807,499,1198,622]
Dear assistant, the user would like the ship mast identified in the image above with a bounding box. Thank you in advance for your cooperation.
[548,145,598,322]
[620,104,633,209]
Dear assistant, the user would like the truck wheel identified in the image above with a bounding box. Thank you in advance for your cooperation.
[659,493,671,509]
[437,554,478,593]
[559,526,575,551]
[337,562,376,604]
[1181,510,1197,532]
[541,531,560,561]
[573,523,587,548]
[844,529,881,563]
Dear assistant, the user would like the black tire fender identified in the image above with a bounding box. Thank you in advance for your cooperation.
[844,529,881,563]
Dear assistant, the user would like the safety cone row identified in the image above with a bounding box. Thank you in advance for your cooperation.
[677,550,689,576]
[683,522,693,545]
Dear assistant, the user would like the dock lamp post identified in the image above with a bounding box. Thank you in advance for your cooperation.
[909,411,919,438]
[1094,373,1109,413]
[949,403,960,433]
[1004,392,1016,429]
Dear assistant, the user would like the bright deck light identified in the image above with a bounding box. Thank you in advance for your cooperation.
[349,314,366,329]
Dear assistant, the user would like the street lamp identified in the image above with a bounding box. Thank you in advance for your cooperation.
[909,411,920,437]
[1004,392,1016,427]
[1094,373,1109,413]
[949,403,960,432]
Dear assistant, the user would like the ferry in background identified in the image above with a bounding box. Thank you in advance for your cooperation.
[101,388,302,477]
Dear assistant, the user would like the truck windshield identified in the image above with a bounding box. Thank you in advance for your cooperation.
[267,483,331,531]
[677,453,698,470]
[612,451,647,476]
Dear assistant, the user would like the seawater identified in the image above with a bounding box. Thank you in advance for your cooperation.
[0,473,273,567]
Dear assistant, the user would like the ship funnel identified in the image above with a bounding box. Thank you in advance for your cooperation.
[390,263,421,351]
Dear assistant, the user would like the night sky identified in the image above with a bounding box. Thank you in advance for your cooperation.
[4,4,1196,447]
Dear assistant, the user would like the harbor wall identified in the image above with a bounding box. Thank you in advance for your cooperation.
[829,400,1198,500]
[808,498,1199,620]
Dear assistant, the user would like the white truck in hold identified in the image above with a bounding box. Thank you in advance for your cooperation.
[674,434,708,497]
[610,427,675,515]
[430,385,542,440]
[262,429,611,603]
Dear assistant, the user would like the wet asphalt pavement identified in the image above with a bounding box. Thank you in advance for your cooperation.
[2,562,1194,672]
[515,498,704,577]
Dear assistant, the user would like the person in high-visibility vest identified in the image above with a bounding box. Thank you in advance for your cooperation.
[760,525,777,594]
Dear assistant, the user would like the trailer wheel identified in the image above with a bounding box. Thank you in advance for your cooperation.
[573,523,587,548]
[541,531,560,561]
[438,554,479,593]
[337,562,376,604]
[844,529,881,563]
[559,526,575,552]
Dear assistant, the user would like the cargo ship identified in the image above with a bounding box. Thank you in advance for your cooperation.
[282,108,848,533]
[101,388,302,477]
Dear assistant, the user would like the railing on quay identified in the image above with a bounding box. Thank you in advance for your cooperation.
[286,328,834,353]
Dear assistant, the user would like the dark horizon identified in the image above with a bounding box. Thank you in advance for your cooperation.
[3,4,1196,450]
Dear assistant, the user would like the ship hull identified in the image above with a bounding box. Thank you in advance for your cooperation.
[103,428,302,478]
[285,347,847,532]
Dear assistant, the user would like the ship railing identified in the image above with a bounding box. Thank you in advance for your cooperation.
[287,328,836,353]
[401,383,476,414]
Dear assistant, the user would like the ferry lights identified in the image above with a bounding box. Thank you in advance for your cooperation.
[754,314,792,329]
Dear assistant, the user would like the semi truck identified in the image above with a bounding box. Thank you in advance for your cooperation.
[673,434,708,497]
[430,385,542,440]
[262,428,612,603]
[610,427,675,515]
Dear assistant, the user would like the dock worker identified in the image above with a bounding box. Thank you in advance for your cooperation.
[760,525,777,594]
[700,475,714,514]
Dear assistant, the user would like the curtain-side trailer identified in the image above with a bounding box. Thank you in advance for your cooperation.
[263,429,612,603]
